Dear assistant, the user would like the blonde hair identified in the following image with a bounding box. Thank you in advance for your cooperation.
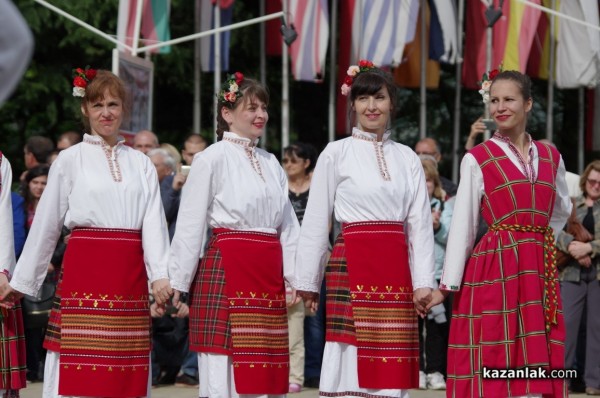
[421,158,443,201]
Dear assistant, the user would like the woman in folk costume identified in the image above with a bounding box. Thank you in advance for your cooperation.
[0,153,27,397]
[292,61,435,397]
[1,68,172,398]
[428,70,572,397]
[168,73,300,398]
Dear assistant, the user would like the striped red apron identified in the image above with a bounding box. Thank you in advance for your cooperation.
[326,221,419,389]
[44,228,150,397]
[188,229,289,394]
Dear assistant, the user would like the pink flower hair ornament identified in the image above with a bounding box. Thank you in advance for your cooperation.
[340,59,376,96]
[478,64,503,104]
[72,66,97,98]
[218,72,244,105]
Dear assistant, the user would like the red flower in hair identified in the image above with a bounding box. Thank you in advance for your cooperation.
[344,75,353,85]
[85,69,97,80]
[234,72,244,84]
[340,59,377,96]
[73,76,87,88]
[224,91,237,103]
[489,69,499,80]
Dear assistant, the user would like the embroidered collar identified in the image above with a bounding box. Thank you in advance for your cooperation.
[83,133,125,148]
[351,127,391,143]
[493,132,536,183]
[222,131,260,148]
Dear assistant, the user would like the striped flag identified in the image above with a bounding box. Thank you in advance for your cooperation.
[351,0,420,68]
[117,0,171,54]
[502,0,542,72]
[430,0,458,64]
[556,0,600,88]
[288,0,330,82]
[526,0,552,79]
[200,0,234,72]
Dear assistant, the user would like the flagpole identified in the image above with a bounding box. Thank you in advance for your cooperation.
[328,0,339,143]
[132,0,144,56]
[259,0,267,149]
[213,1,221,143]
[419,0,427,139]
[194,0,201,136]
[452,0,465,183]
[546,0,556,142]
[282,0,290,156]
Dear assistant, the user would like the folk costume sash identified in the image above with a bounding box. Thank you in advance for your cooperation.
[45,228,150,398]
[196,228,288,394]
[329,221,418,389]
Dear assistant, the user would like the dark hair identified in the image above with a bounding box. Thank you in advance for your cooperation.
[490,70,532,101]
[24,164,50,206]
[80,70,130,132]
[216,78,269,139]
[283,142,318,174]
[25,136,55,164]
[580,160,600,196]
[349,68,398,120]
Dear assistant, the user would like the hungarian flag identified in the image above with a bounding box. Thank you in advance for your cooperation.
[117,0,171,54]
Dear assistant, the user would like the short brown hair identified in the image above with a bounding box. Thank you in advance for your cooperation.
[580,160,600,196]
[80,70,130,131]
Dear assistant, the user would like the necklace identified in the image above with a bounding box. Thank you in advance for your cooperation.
[289,175,310,196]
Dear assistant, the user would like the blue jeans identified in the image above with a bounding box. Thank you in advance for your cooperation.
[303,279,326,380]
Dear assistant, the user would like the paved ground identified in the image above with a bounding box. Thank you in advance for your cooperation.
[20,382,451,397]
[20,382,588,397]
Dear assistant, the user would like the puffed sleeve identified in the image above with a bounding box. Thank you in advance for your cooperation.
[405,152,435,290]
[11,154,71,296]
[550,156,572,238]
[140,156,170,282]
[293,144,337,293]
[275,163,300,284]
[0,155,15,275]
[168,154,213,292]
[439,154,484,291]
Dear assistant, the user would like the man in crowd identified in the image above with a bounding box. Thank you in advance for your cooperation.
[133,130,160,154]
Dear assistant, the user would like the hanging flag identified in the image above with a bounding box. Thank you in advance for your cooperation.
[526,0,552,79]
[200,0,234,72]
[266,0,283,56]
[430,0,458,64]
[556,0,600,88]
[351,0,419,68]
[117,0,171,54]
[288,0,330,82]
[395,1,440,89]
[502,0,542,72]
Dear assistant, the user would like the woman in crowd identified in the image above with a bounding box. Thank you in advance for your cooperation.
[418,158,453,391]
[557,160,600,395]
[429,70,571,397]
[1,68,172,397]
[293,60,435,397]
[23,165,48,231]
[0,152,27,397]
[168,73,300,397]
[282,142,319,393]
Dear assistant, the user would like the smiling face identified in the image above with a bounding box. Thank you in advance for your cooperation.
[81,89,123,146]
[282,152,310,179]
[489,79,532,136]
[586,169,600,201]
[222,95,269,140]
[353,86,392,135]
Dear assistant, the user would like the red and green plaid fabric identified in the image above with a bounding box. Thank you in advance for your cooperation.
[0,152,28,393]
[447,141,567,398]
[44,228,150,397]
[326,221,419,389]
[189,229,289,394]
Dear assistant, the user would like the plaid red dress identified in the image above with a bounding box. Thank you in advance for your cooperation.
[0,152,26,394]
[325,221,418,389]
[446,141,567,398]
[44,228,150,397]
[188,229,289,395]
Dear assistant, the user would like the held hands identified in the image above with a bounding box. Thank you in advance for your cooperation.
[297,290,319,314]
[151,278,173,316]
[413,287,432,318]
[425,289,449,313]
[0,276,23,309]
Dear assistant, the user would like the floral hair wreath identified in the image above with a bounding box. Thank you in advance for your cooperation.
[218,72,244,105]
[72,66,97,98]
[340,59,376,96]
[478,64,503,104]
